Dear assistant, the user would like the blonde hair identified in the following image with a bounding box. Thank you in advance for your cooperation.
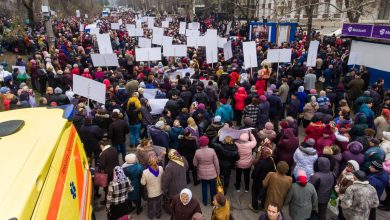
[223,136,233,145]
[323,146,334,155]
[187,117,196,127]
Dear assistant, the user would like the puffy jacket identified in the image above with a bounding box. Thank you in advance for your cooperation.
[178,135,198,163]
[293,146,318,178]
[315,134,336,156]
[342,141,365,169]
[193,146,220,180]
[149,126,170,149]
[257,101,270,129]
[368,171,389,199]
[215,104,234,123]
[310,157,335,204]
[229,71,239,87]
[304,122,325,141]
[276,128,299,166]
[210,136,239,174]
[350,113,368,140]
[233,87,248,111]
[255,79,266,96]
[169,127,184,150]
[235,132,257,169]
[267,94,282,119]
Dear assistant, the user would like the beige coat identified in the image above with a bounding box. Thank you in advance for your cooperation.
[263,172,292,210]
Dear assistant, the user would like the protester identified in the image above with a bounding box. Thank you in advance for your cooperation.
[122,154,144,215]
[170,188,202,220]
[211,193,230,220]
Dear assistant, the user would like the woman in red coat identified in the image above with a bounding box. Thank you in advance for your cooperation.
[276,128,299,167]
[233,87,248,126]
[229,71,239,88]
[255,76,266,96]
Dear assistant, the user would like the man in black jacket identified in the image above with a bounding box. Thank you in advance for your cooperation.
[108,111,130,162]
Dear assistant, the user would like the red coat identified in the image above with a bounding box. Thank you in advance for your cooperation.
[315,134,336,156]
[304,122,325,142]
[255,79,266,96]
[71,68,80,75]
[233,87,248,110]
[229,71,239,88]
[277,128,299,166]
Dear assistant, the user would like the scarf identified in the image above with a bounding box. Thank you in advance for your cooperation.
[148,166,160,177]
[113,166,128,183]
[180,188,192,205]
[168,149,185,167]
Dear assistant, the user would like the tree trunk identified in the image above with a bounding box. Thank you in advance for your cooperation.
[22,0,35,29]
[305,6,313,49]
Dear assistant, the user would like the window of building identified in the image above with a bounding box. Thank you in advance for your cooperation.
[268,3,271,9]
[324,0,330,14]
[378,0,390,20]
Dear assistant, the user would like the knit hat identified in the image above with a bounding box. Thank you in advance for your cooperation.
[305,138,316,147]
[296,170,307,187]
[198,103,205,110]
[220,98,227,104]
[199,136,209,147]
[0,87,8,94]
[155,120,165,129]
[280,121,289,129]
[259,95,267,102]
[383,131,390,141]
[125,154,138,164]
[310,89,317,94]
[371,160,384,170]
[243,117,253,126]
[352,170,367,181]
[265,122,274,130]
[54,87,63,94]
[214,116,221,123]
[383,109,390,117]
[347,160,360,171]
[347,141,363,153]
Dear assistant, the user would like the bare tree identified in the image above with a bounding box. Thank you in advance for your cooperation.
[22,0,35,29]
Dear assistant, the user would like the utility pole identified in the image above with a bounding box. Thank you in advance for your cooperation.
[42,0,55,50]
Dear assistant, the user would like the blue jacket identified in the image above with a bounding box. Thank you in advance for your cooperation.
[215,104,234,123]
[149,126,170,149]
[169,127,184,149]
[368,171,389,198]
[123,163,144,200]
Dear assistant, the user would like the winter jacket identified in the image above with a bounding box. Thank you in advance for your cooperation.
[169,127,184,150]
[263,172,293,210]
[267,94,283,119]
[380,139,390,160]
[193,145,220,180]
[149,126,170,149]
[78,124,104,154]
[205,85,218,102]
[287,99,300,118]
[210,136,239,175]
[127,96,142,120]
[141,166,164,198]
[360,104,375,129]
[170,194,202,220]
[368,171,389,199]
[257,101,270,129]
[123,163,144,201]
[375,116,390,140]
[233,87,248,111]
[108,118,130,145]
[178,135,198,167]
[140,98,153,126]
[293,146,318,178]
[304,122,325,141]
[310,157,335,204]
[229,71,239,87]
[255,79,266,96]
[235,132,257,169]
[314,134,336,156]
[193,91,208,105]
[165,99,183,119]
[180,90,193,108]
[349,113,368,140]
[340,181,379,220]
[215,104,234,124]
[347,78,364,100]
[162,159,189,199]
[276,128,299,166]
[303,102,319,121]
[284,182,318,220]
[258,129,276,142]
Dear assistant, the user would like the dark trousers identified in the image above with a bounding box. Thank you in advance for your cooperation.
[115,143,126,162]
[38,78,47,95]
[318,203,328,220]
[235,167,251,191]
[147,195,162,219]
[251,178,266,210]
[201,179,216,205]
[129,199,142,212]
[221,169,232,194]
[338,206,346,220]
[369,208,376,220]
[186,164,198,185]
[382,185,390,206]
[234,110,243,126]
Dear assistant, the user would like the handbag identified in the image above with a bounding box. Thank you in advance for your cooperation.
[216,176,224,194]
[327,189,339,216]
[94,171,108,187]
[318,76,325,83]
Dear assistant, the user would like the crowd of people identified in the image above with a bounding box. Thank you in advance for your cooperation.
[1,8,390,220]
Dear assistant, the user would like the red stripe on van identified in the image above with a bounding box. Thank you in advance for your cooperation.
[46,126,76,219]
[73,143,84,210]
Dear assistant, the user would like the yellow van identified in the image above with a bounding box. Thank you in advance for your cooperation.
[0,107,93,220]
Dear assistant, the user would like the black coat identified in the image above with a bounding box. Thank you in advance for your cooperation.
[193,91,208,105]
[267,94,282,119]
[251,157,275,181]
[97,146,119,182]
[210,137,239,174]
[108,118,130,145]
[178,135,198,165]
[79,124,104,154]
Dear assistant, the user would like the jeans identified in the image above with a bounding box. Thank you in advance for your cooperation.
[115,143,126,162]
[201,179,216,205]
[129,123,141,146]
[235,167,251,191]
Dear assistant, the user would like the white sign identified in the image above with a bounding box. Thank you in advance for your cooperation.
[267,49,292,63]
[223,41,233,60]
[190,22,200,30]
[179,22,186,35]
[162,36,173,47]
[162,21,170,28]
[243,41,258,68]
[149,99,169,115]
[138,37,152,48]
[197,36,206,47]
[143,89,158,100]
[206,35,218,64]
[147,17,155,29]
[12,66,26,74]
[111,23,121,30]
[226,22,232,36]
[76,10,80,18]
[91,54,119,67]
[79,23,84,32]
[41,6,49,13]
[187,37,199,48]
[163,45,187,57]
[126,24,135,30]
[347,52,362,65]
[136,20,142,28]
[307,41,320,67]
[218,37,228,48]
[135,48,162,61]
[218,126,254,141]
[96,34,113,54]
[278,25,289,46]
[165,17,173,22]
[206,29,218,37]
[152,27,164,45]
[186,29,199,37]
[89,27,99,35]
[73,74,106,104]
[118,19,123,24]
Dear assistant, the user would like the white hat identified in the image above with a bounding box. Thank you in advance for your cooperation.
[125,154,138,164]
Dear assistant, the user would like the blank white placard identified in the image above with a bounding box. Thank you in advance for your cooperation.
[96,34,113,54]
[306,41,320,67]
[218,37,227,48]
[223,41,233,60]
[162,21,169,28]
[347,52,362,65]
[138,37,152,48]
[73,74,106,104]
[149,99,169,115]
[143,89,158,100]
[267,49,291,63]
[147,17,155,29]
[163,45,187,57]
[91,54,119,67]
[187,36,199,48]
[206,35,218,64]
[179,22,186,35]
[126,24,135,30]
[111,23,121,30]
[152,27,164,45]
[135,48,162,61]
[162,36,173,47]
[243,41,258,68]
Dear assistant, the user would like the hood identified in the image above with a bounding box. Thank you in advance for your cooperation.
[348,141,363,154]
[237,87,246,94]
[282,128,295,139]
[239,132,249,142]
[318,157,331,172]
[140,98,148,106]
[171,127,183,134]
[221,104,231,110]
[299,145,317,155]
[298,86,304,93]
[347,160,360,171]
[354,112,367,124]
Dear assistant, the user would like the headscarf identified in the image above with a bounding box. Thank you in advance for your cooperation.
[113,166,128,183]
[168,149,185,167]
[298,86,304,93]
[180,188,193,205]
[148,156,160,177]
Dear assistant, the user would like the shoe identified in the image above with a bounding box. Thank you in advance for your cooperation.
[245,190,249,193]
[136,207,143,215]
[248,204,259,213]
[236,189,241,192]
